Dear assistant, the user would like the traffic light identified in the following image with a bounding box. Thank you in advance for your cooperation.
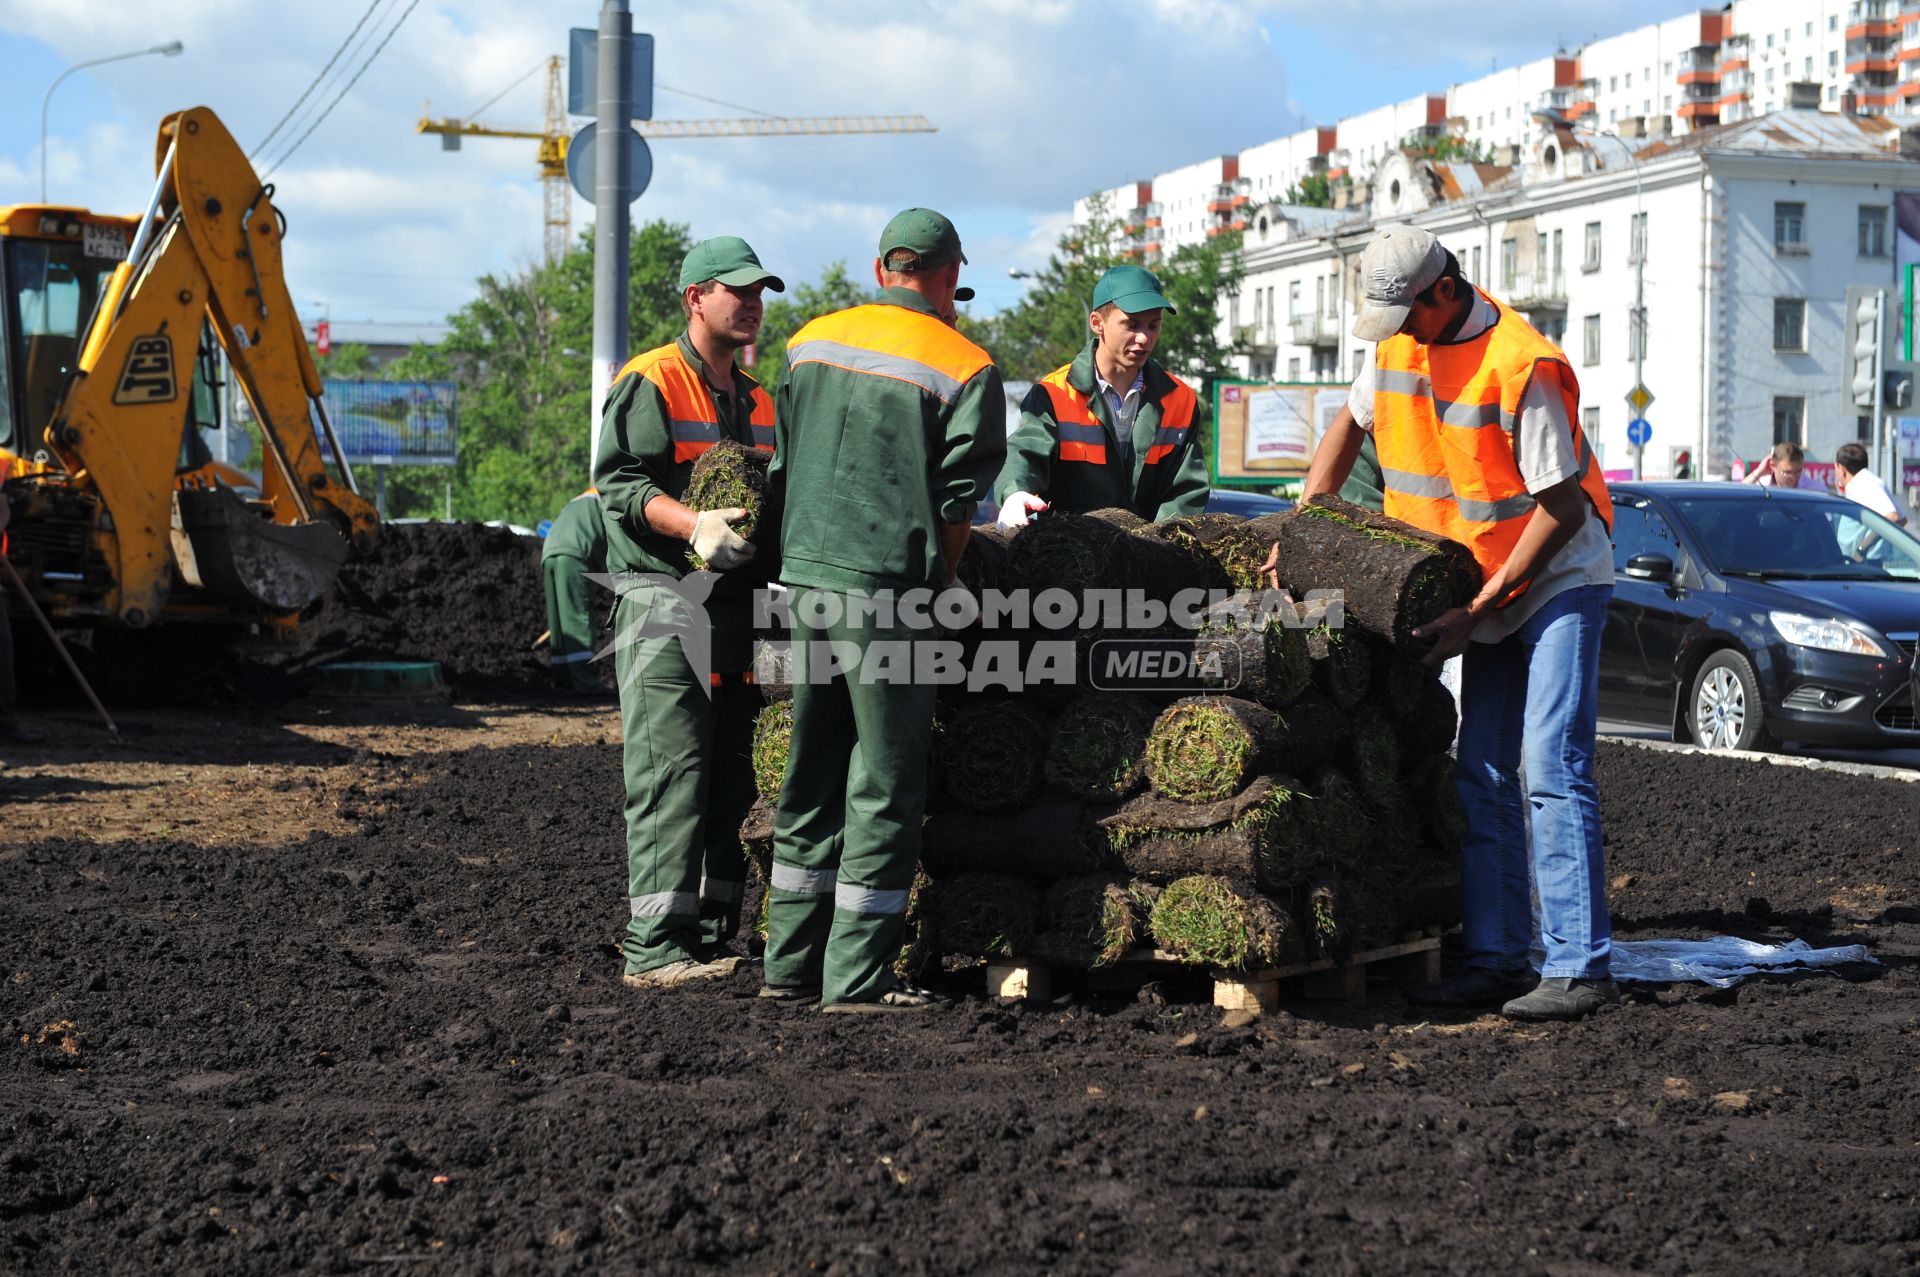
[1885,370,1914,411]
[1845,286,1885,410]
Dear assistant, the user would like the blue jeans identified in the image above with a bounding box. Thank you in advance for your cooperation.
[1456,584,1612,979]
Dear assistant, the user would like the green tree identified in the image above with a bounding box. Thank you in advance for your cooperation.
[312,341,374,379]
[1402,132,1488,164]
[749,260,867,390]
[985,192,1243,387]
[1282,173,1333,209]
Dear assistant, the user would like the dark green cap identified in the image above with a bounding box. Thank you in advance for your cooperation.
[678,236,785,291]
[1091,264,1174,315]
[878,207,967,268]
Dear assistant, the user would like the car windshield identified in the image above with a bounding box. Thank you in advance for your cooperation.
[1672,495,1920,581]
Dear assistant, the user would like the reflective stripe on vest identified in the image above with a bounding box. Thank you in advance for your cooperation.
[612,343,775,464]
[1038,364,1197,467]
[1372,292,1613,586]
[786,304,993,408]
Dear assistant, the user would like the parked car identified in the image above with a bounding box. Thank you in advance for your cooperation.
[1602,482,1920,751]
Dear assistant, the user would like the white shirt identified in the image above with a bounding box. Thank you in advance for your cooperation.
[1840,467,1902,520]
[1756,470,1827,491]
[1346,292,1614,641]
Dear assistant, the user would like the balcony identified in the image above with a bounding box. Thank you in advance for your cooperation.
[1289,313,1340,347]
[1849,55,1901,74]
[1506,270,1568,311]
[1677,101,1721,122]
[1233,324,1276,354]
[1206,183,1252,214]
[1848,20,1899,38]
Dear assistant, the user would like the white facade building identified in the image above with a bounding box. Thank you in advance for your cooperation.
[1223,109,1919,482]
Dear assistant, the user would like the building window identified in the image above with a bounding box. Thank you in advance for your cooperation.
[1288,279,1301,319]
[1772,396,1805,446]
[1772,298,1806,352]
[1774,201,1807,252]
[1627,308,1648,361]
[1583,314,1601,366]
[1314,276,1325,317]
[1287,357,1301,380]
[1582,406,1601,444]
[1311,348,1336,380]
[1860,205,1890,257]
[1352,348,1365,378]
[1500,237,1518,289]
[1470,245,1482,282]
[1583,222,1602,272]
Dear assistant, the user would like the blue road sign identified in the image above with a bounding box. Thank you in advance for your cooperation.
[1627,418,1652,447]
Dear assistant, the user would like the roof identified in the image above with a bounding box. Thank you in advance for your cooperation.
[1637,109,1905,164]
[1431,161,1513,200]
[1270,204,1360,235]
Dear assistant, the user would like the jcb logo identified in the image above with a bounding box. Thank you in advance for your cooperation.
[113,335,176,405]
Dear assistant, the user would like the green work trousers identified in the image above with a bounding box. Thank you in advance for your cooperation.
[543,555,601,692]
[765,588,937,1004]
[615,582,758,975]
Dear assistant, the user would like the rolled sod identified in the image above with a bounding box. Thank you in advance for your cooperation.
[1046,693,1157,801]
[753,640,793,705]
[894,870,935,981]
[1144,696,1277,803]
[684,440,779,571]
[750,701,793,800]
[1300,770,1377,870]
[1194,512,1292,593]
[1030,874,1147,968]
[1140,512,1243,554]
[1266,495,1480,650]
[1097,773,1309,891]
[1396,674,1460,762]
[1191,592,1312,708]
[1410,755,1467,857]
[921,800,1106,880]
[1149,875,1302,970]
[956,524,1014,599]
[1348,715,1404,811]
[1006,511,1134,598]
[937,700,1053,812]
[1269,690,1352,778]
[739,796,775,873]
[1305,623,1377,710]
[920,873,1042,958]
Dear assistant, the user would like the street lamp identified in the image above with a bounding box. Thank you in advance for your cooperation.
[40,40,185,202]
[1534,107,1647,479]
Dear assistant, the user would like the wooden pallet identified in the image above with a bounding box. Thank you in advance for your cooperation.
[986,929,1442,1011]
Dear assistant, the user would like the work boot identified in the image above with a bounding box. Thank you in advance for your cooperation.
[1403,966,1538,1010]
[756,983,819,1004]
[0,714,45,744]
[819,980,949,1015]
[1501,977,1621,1022]
[621,956,743,989]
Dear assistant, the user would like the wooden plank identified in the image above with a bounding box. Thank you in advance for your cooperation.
[1213,976,1279,1013]
[986,960,1050,1003]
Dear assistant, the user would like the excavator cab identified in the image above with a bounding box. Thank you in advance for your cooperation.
[0,108,377,639]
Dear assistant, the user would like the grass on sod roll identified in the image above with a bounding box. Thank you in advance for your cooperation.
[939,700,1052,812]
[1047,694,1158,801]
[1306,623,1376,709]
[684,441,777,571]
[1031,874,1145,968]
[1192,592,1312,708]
[1100,775,1307,891]
[921,873,1042,958]
[1149,875,1300,970]
[1145,696,1276,803]
[1348,715,1403,811]
[1194,512,1292,593]
[1271,495,1480,649]
[1006,510,1134,597]
[894,870,934,980]
[921,801,1104,880]
[1301,770,1377,869]
[750,701,793,800]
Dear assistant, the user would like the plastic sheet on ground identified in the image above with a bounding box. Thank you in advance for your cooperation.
[1602,936,1879,987]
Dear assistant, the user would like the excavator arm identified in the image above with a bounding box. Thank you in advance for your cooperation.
[42,106,377,627]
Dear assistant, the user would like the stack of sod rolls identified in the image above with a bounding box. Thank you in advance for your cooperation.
[745,499,1479,981]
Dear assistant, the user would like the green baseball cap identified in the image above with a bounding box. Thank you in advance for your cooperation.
[678,236,785,291]
[877,207,967,268]
[1091,265,1174,315]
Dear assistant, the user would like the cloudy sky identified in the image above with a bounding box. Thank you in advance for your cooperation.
[0,0,1685,337]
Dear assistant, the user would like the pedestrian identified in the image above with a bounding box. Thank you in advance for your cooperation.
[592,235,785,989]
[1742,441,1824,490]
[1833,441,1910,563]
[540,488,608,693]
[1267,225,1619,1021]
[762,208,1006,1012]
[995,265,1206,527]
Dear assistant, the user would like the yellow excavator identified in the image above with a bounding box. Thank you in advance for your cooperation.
[0,106,377,653]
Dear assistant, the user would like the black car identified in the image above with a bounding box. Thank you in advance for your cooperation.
[1603,482,1920,751]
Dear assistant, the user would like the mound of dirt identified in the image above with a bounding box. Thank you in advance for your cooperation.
[297,522,551,688]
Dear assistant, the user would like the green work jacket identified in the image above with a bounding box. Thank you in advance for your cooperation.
[771,288,1005,593]
[542,490,607,567]
[995,338,1210,521]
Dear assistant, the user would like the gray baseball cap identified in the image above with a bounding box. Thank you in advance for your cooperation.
[1352,225,1448,342]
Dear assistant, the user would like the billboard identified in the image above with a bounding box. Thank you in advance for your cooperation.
[318,379,457,466]
[1211,380,1348,486]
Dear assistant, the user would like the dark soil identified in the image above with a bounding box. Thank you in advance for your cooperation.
[3,723,1918,1275]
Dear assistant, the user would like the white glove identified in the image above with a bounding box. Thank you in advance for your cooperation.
[997,491,1049,529]
[690,508,756,571]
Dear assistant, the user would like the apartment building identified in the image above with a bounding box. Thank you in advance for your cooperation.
[1222,107,1919,482]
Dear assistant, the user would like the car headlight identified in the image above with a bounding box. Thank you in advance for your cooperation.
[1768,611,1888,658]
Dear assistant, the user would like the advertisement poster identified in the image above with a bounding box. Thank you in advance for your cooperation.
[1213,381,1341,482]
[1898,191,1920,359]
[1242,386,1316,469]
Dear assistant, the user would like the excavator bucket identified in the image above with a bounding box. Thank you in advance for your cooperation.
[174,485,349,612]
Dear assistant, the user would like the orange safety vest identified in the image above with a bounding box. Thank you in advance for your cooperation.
[614,342,774,463]
[1372,291,1612,589]
[1038,366,1197,467]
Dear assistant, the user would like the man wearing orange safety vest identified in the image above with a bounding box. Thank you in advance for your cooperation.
[1277,225,1619,1021]
[995,265,1209,525]
[593,236,783,989]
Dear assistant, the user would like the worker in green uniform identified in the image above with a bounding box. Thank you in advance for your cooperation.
[995,265,1209,525]
[763,209,1006,1012]
[541,488,608,693]
[593,236,784,990]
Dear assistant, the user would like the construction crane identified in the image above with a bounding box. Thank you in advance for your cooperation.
[419,57,936,263]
